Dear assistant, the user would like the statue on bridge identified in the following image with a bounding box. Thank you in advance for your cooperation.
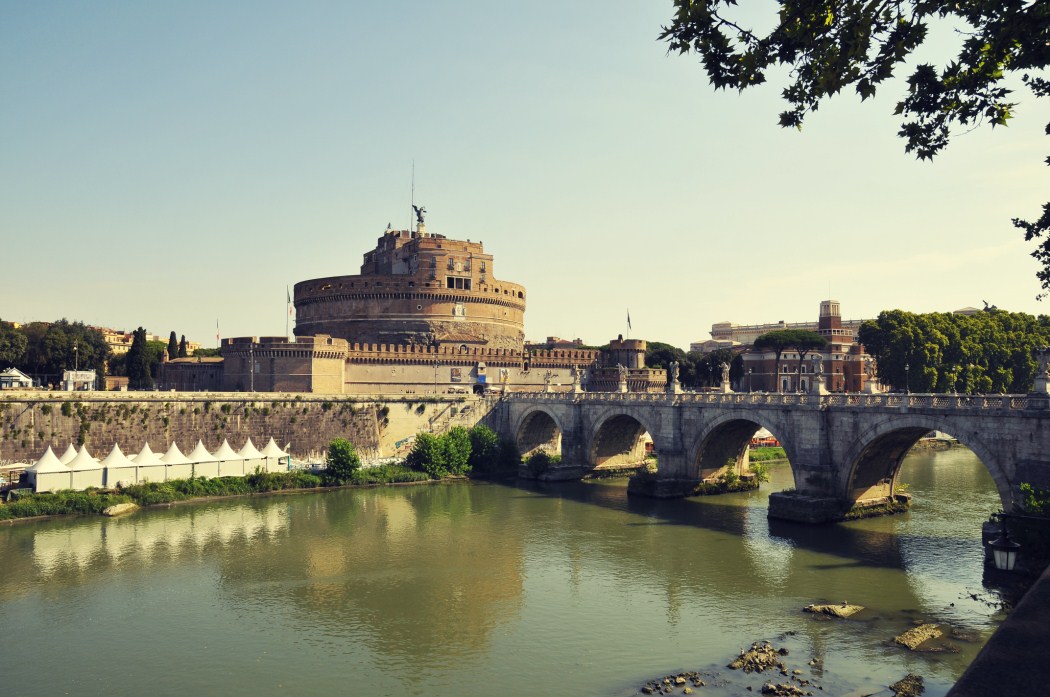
[616,363,628,393]
[1035,347,1050,395]
[667,360,681,395]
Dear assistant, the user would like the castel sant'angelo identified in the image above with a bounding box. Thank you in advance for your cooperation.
[160,210,665,394]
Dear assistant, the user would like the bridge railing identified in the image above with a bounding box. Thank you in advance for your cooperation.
[505,391,1033,411]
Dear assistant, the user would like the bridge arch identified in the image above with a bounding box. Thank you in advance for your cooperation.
[514,407,565,460]
[586,407,659,470]
[687,412,798,483]
[841,416,1012,509]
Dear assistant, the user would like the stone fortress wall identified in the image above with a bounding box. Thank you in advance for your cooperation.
[0,392,488,465]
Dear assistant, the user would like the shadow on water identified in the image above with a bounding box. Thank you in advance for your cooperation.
[500,477,912,571]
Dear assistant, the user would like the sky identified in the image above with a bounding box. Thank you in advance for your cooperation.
[2,1,1048,351]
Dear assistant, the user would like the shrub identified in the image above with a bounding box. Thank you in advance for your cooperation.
[349,464,430,485]
[407,432,445,477]
[525,451,560,477]
[40,405,52,416]
[60,402,73,417]
[443,427,472,476]
[324,438,361,485]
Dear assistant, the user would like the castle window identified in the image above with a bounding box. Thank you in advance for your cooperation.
[480,261,486,273]
[446,277,472,290]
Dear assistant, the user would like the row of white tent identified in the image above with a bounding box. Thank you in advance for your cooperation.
[25,438,291,493]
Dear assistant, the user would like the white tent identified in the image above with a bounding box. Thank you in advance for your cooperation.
[238,438,265,474]
[161,443,193,480]
[133,443,166,482]
[261,438,289,473]
[26,446,72,492]
[58,444,78,465]
[186,440,218,478]
[212,439,244,477]
[68,446,103,490]
[101,444,136,488]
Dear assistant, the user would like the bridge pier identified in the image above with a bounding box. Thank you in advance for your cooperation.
[768,491,850,524]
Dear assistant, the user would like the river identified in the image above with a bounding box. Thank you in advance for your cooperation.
[0,446,1006,696]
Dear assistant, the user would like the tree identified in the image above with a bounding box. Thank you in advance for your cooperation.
[859,308,1050,392]
[178,335,188,358]
[407,432,447,478]
[167,331,179,361]
[442,426,473,476]
[468,424,503,475]
[0,320,27,369]
[753,329,828,392]
[324,438,361,484]
[17,319,109,382]
[126,327,153,390]
[661,1,1050,296]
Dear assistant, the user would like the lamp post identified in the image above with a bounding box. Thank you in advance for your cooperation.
[990,526,1021,571]
[433,359,440,395]
[905,362,910,394]
[73,342,79,371]
[748,367,753,393]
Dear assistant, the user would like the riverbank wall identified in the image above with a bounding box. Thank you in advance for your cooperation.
[0,392,493,464]
[948,563,1050,696]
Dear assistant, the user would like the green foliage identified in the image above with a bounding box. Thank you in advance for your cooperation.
[40,404,52,415]
[178,335,188,358]
[442,426,472,476]
[13,319,109,382]
[1020,483,1050,517]
[324,438,361,484]
[748,447,787,462]
[753,330,828,392]
[126,327,153,390]
[348,464,431,485]
[525,451,560,477]
[0,319,28,369]
[60,402,72,417]
[660,1,1050,296]
[0,489,132,520]
[749,460,771,483]
[167,331,179,361]
[467,424,503,474]
[321,401,333,412]
[858,308,1050,393]
[720,461,739,486]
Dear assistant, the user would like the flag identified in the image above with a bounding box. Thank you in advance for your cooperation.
[627,310,632,330]
[288,286,293,316]
[216,319,220,343]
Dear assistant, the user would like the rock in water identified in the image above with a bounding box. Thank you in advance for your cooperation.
[894,625,942,651]
[102,502,139,517]
[889,673,925,696]
[802,603,864,618]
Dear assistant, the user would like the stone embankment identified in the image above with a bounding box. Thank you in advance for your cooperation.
[0,392,490,464]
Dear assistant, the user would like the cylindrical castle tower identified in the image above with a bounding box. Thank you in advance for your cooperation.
[293,224,526,350]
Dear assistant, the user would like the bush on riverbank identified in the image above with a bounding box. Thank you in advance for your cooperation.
[524,451,561,477]
[0,489,132,520]
[405,425,519,479]
[348,464,430,485]
[749,447,786,462]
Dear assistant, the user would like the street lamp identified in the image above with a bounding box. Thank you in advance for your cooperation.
[73,342,79,371]
[905,362,910,394]
[748,367,753,392]
[990,525,1021,571]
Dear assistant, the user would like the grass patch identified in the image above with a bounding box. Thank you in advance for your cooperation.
[749,446,787,462]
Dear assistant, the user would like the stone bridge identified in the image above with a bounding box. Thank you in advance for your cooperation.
[495,391,1050,523]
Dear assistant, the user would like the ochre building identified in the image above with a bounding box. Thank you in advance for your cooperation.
[293,224,526,350]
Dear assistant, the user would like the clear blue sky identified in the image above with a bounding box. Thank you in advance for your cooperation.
[2,1,1048,350]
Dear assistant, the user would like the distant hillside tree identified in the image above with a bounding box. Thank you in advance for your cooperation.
[167,331,179,361]
[178,335,188,358]
[0,320,27,369]
[753,329,828,392]
[126,327,153,390]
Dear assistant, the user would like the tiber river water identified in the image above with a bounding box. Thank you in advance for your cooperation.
[0,447,1008,697]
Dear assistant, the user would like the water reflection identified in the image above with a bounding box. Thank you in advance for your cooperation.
[0,446,1007,697]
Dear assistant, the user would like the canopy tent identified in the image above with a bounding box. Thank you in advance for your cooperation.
[261,438,290,473]
[58,444,78,465]
[27,446,73,493]
[133,443,165,482]
[101,444,136,488]
[186,440,219,478]
[68,446,103,490]
[212,439,245,477]
[161,443,193,480]
[238,438,265,474]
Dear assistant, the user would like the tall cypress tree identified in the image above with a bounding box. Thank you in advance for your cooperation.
[127,327,153,390]
[167,331,179,360]
[178,335,188,358]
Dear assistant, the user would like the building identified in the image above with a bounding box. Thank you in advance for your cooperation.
[0,367,33,389]
[61,370,97,391]
[739,300,875,393]
[294,221,525,350]
[154,356,224,392]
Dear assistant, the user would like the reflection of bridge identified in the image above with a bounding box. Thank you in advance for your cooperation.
[496,391,1050,523]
